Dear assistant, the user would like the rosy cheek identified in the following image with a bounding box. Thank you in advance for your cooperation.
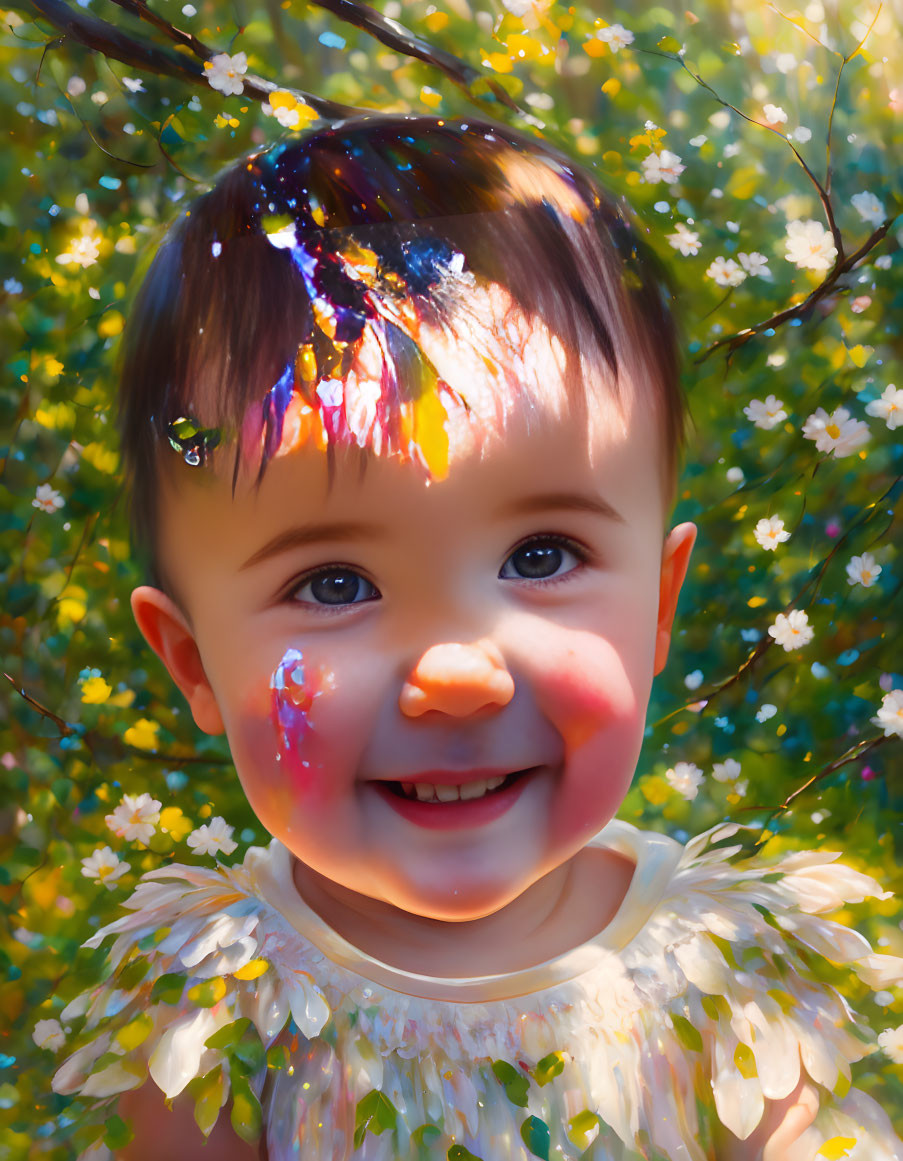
[532,631,643,753]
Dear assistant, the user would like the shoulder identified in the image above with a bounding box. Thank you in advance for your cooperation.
[51,842,333,1144]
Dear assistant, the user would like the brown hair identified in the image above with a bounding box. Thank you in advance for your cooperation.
[118,114,685,575]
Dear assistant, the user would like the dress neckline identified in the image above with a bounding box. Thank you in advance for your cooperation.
[256,820,684,1002]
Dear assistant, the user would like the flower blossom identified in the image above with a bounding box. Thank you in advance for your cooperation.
[81,846,130,889]
[712,758,742,783]
[738,251,770,277]
[597,23,634,51]
[262,90,318,131]
[80,673,112,704]
[784,219,837,272]
[754,515,791,550]
[851,191,886,227]
[665,761,704,800]
[850,295,871,314]
[762,103,788,125]
[865,384,903,431]
[105,792,161,844]
[756,703,778,723]
[32,484,64,513]
[872,690,903,739]
[802,407,870,457]
[204,51,248,97]
[744,395,787,430]
[33,1019,66,1052]
[768,610,814,652]
[56,221,102,269]
[187,816,238,857]
[666,222,700,256]
[642,150,684,185]
[706,256,746,287]
[878,1025,903,1064]
[846,553,882,588]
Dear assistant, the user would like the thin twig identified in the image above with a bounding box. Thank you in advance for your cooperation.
[4,672,73,734]
[773,734,889,813]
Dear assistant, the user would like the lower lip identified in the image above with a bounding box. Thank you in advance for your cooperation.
[370,769,538,830]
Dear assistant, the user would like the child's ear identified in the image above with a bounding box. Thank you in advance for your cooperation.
[654,522,697,676]
[130,586,225,735]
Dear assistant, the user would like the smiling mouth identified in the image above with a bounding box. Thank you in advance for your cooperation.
[379,769,535,804]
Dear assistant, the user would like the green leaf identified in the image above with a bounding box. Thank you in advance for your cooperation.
[191,1065,226,1137]
[205,1017,252,1052]
[566,1109,603,1152]
[230,1073,263,1144]
[266,1044,291,1071]
[657,35,682,53]
[520,1115,550,1161]
[491,1060,530,1107]
[447,1146,484,1161]
[353,1089,399,1149]
[150,972,187,1005]
[671,1013,703,1053]
[533,1050,565,1086]
[103,1115,133,1152]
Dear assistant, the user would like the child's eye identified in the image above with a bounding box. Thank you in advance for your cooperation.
[290,567,380,608]
[499,536,587,582]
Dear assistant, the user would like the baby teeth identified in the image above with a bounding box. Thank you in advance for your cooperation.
[401,776,508,803]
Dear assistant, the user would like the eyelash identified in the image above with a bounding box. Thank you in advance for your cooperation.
[286,534,591,612]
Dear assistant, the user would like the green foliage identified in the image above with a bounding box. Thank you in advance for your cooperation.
[353,1088,398,1149]
[1,0,901,1155]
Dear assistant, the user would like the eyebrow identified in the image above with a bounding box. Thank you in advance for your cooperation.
[498,491,625,524]
[239,520,386,571]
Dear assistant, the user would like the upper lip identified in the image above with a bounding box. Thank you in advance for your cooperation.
[369,767,535,786]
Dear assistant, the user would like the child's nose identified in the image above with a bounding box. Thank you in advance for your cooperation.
[399,640,515,718]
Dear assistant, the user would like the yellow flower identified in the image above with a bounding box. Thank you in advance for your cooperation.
[124,718,160,751]
[80,675,112,704]
[159,806,194,842]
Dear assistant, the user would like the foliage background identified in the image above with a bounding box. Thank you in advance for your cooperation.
[0,0,900,1155]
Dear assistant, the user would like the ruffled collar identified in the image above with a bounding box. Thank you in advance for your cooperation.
[252,820,685,1001]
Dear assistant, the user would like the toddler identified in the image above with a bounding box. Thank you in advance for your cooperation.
[53,115,903,1161]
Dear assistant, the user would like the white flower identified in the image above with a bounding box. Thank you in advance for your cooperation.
[723,142,741,158]
[684,669,704,690]
[32,483,64,513]
[756,702,778,722]
[105,792,161,844]
[66,76,86,97]
[689,134,707,147]
[763,103,788,125]
[878,1025,903,1064]
[738,251,770,277]
[726,466,745,484]
[642,150,685,185]
[744,395,787,430]
[846,552,882,588]
[792,125,812,143]
[851,191,885,227]
[706,256,746,287]
[784,219,837,271]
[875,254,892,270]
[865,384,903,431]
[33,1018,66,1052]
[187,816,238,857]
[204,51,248,97]
[768,610,814,651]
[872,690,903,738]
[712,758,742,783]
[665,761,704,800]
[732,778,749,796]
[754,515,791,550]
[80,846,130,889]
[802,406,870,457]
[666,222,701,255]
[597,23,634,51]
[122,77,145,93]
[56,223,102,268]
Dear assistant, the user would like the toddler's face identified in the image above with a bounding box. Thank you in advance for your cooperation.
[135,285,695,925]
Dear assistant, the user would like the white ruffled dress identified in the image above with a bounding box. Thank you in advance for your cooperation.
[53,821,903,1160]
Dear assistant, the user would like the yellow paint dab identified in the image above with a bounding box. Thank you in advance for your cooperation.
[233,959,269,981]
[747,596,767,608]
[817,1138,858,1160]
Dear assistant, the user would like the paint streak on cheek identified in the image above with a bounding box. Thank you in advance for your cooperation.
[270,646,335,790]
